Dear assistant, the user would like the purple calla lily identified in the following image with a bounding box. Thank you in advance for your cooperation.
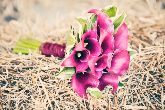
[114,23,128,50]
[88,9,114,35]
[108,50,130,76]
[98,73,119,94]
[71,72,99,98]
[88,55,108,72]
[81,30,97,41]
[84,38,101,56]
[95,55,108,71]
[99,28,114,54]
[81,30,101,56]
[91,71,103,79]
[61,44,89,72]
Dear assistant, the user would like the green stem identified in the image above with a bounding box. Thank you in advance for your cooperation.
[13,38,41,54]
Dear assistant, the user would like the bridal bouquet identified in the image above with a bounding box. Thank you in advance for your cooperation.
[14,6,136,99]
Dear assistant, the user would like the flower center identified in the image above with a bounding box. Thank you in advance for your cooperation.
[84,43,88,47]
[84,40,92,50]
[77,52,82,58]
[95,63,97,66]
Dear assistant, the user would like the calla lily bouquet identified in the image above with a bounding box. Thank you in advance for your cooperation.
[13,6,137,99]
[60,7,131,99]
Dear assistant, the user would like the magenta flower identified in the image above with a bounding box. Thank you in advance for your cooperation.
[61,44,89,72]
[108,50,130,76]
[71,72,99,98]
[88,55,108,71]
[88,9,114,55]
[99,28,114,54]
[98,73,119,94]
[88,9,114,35]
[114,23,128,50]
[81,30,101,56]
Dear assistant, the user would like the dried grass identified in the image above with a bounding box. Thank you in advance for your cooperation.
[0,0,165,110]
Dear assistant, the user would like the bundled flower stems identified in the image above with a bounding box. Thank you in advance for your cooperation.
[13,6,135,99]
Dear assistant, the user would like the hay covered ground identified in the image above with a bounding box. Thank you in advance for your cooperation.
[0,0,165,109]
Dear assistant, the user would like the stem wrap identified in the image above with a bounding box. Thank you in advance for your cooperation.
[40,42,66,58]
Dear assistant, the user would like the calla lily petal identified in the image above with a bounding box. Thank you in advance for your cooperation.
[84,38,101,56]
[114,23,128,50]
[95,55,108,71]
[61,51,88,72]
[71,72,99,98]
[99,28,114,54]
[88,57,104,78]
[61,44,89,72]
[74,43,85,51]
[88,56,97,72]
[88,55,108,72]
[98,73,119,94]
[76,62,88,73]
[88,9,114,34]
[107,54,113,68]
[108,50,130,76]
[81,30,98,45]
[91,71,103,79]
[61,51,77,67]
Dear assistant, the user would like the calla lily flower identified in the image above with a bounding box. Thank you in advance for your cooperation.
[88,55,108,72]
[88,9,114,55]
[95,55,108,71]
[98,73,119,94]
[81,30,97,41]
[108,50,130,76]
[81,30,101,56]
[99,28,114,54]
[61,44,89,72]
[114,23,128,50]
[88,9,114,35]
[71,72,99,98]
[91,71,103,79]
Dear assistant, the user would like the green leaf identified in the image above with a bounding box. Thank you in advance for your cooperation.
[66,34,76,54]
[113,13,126,31]
[77,18,87,25]
[128,48,137,60]
[91,15,97,23]
[76,33,80,43]
[77,18,87,33]
[66,34,76,47]
[103,6,117,17]
[88,88,102,98]
[118,82,124,87]
[87,15,97,30]
[57,67,75,80]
